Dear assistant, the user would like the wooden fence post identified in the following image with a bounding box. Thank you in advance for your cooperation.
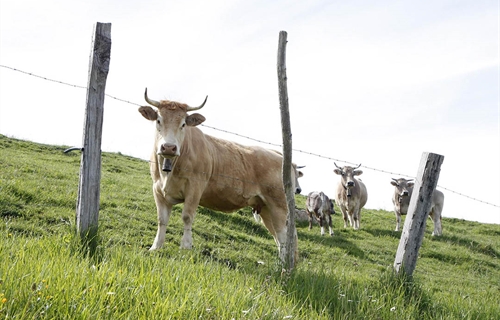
[277,30,297,270]
[394,152,444,276]
[76,22,111,244]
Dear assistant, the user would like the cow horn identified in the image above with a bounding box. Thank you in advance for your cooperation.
[334,162,342,169]
[354,163,362,169]
[186,95,208,111]
[144,88,160,107]
[392,178,398,182]
[297,165,306,169]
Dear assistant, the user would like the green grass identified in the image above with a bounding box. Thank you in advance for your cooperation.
[1,134,499,319]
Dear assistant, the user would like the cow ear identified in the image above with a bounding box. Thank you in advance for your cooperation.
[408,182,415,187]
[186,113,206,126]
[354,170,363,176]
[139,106,158,121]
[298,171,304,178]
[333,169,342,175]
[390,181,398,186]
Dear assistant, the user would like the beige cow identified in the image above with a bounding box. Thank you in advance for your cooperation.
[139,89,299,262]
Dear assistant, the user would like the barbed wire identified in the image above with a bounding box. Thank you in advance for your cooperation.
[1,64,499,210]
[0,64,142,107]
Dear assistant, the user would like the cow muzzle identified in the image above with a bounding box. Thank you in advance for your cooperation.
[346,181,355,197]
[158,143,178,157]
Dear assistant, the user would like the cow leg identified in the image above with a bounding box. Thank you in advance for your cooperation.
[430,209,443,236]
[347,211,355,228]
[260,206,297,263]
[150,186,172,251]
[252,208,262,223]
[259,211,283,258]
[353,209,360,230]
[351,213,357,230]
[395,212,401,232]
[327,214,334,236]
[340,207,349,228]
[319,216,325,236]
[180,200,200,249]
[275,224,298,264]
[307,210,313,230]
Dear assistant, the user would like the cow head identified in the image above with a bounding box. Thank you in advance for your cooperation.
[390,178,414,203]
[293,165,305,194]
[333,163,362,197]
[139,88,207,159]
[329,199,335,213]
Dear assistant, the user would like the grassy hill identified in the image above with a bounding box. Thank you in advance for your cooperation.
[1,134,499,319]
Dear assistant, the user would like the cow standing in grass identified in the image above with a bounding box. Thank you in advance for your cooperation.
[390,177,444,235]
[139,89,300,262]
[333,163,368,230]
[306,191,335,236]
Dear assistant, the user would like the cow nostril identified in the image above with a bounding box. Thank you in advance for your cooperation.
[160,143,177,155]
[347,181,354,187]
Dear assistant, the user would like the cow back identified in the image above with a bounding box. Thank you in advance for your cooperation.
[306,192,321,213]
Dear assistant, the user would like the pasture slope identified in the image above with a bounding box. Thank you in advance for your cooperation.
[1,134,499,319]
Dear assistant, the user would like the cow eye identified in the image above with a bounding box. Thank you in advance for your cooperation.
[181,123,186,128]
[157,119,160,124]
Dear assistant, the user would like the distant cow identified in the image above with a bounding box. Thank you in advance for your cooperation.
[333,163,368,230]
[139,89,299,262]
[252,165,304,223]
[306,191,335,236]
[390,177,444,235]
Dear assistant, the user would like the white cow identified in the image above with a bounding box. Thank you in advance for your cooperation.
[390,178,444,236]
[333,163,368,230]
[306,191,335,236]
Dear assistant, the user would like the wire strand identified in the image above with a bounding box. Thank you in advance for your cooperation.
[1,64,498,210]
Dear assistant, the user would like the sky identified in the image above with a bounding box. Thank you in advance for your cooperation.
[1,0,499,225]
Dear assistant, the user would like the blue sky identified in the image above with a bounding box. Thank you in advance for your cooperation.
[1,0,498,224]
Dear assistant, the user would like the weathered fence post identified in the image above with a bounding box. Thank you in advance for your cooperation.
[394,152,444,276]
[277,30,297,270]
[76,22,111,244]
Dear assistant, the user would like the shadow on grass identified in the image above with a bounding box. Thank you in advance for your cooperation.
[70,226,104,266]
[433,234,499,258]
[197,206,271,238]
[140,206,281,272]
[363,228,402,239]
[298,229,366,260]
[283,268,436,319]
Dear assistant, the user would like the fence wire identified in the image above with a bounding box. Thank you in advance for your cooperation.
[1,64,498,210]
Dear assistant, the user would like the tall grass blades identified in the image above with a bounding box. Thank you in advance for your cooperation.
[1,134,499,319]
